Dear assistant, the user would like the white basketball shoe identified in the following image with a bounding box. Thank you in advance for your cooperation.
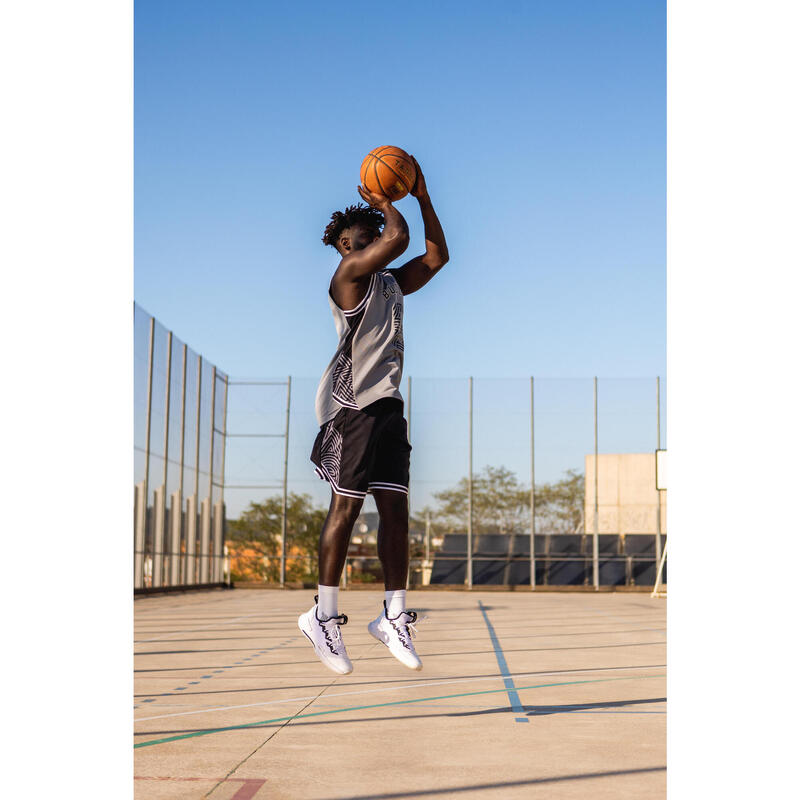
[298,598,353,675]
[368,603,423,671]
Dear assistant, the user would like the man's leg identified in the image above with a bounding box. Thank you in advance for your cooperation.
[369,488,422,669]
[319,491,364,589]
[298,491,363,676]
[373,488,409,591]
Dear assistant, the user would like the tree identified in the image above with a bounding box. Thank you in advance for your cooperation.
[431,465,529,535]
[227,492,326,582]
[424,465,585,536]
[535,469,585,534]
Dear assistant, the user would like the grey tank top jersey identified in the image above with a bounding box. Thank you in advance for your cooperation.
[315,270,404,425]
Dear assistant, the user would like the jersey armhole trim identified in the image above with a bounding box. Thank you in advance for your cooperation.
[329,272,377,317]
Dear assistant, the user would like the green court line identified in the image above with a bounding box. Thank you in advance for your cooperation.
[134,673,664,749]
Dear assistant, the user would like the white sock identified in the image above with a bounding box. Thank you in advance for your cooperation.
[385,589,406,618]
[317,585,338,619]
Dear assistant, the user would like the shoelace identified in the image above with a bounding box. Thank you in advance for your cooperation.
[392,611,427,646]
[319,614,348,655]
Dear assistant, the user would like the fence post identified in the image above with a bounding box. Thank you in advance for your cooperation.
[221,375,229,584]
[185,494,197,585]
[530,376,536,590]
[189,355,202,585]
[152,484,166,588]
[170,490,182,585]
[207,367,216,583]
[174,343,187,587]
[199,497,211,583]
[208,367,216,505]
[655,376,663,565]
[406,376,412,514]
[160,331,172,585]
[281,376,291,587]
[213,499,224,583]
[134,482,146,589]
[592,376,599,590]
[137,316,155,589]
[467,376,473,589]
[162,332,172,502]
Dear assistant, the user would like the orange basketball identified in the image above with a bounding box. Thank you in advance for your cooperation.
[360,145,417,201]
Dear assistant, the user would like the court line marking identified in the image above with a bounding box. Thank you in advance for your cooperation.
[134,673,664,748]
[476,600,528,722]
[136,612,264,644]
[134,663,666,722]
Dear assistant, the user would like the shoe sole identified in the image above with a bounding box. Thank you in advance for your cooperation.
[298,614,353,675]
[368,622,423,671]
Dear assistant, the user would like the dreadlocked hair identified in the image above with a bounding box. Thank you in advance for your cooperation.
[322,203,385,247]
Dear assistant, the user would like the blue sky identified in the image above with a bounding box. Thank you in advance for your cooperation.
[135,0,665,384]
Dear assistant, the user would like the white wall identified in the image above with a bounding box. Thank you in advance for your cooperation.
[584,453,667,534]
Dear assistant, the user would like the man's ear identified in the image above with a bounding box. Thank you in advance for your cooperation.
[339,235,351,252]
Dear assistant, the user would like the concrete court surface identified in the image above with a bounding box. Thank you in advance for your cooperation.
[134,589,666,799]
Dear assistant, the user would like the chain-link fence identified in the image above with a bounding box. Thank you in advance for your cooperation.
[223,375,667,591]
[134,304,666,591]
[134,304,228,590]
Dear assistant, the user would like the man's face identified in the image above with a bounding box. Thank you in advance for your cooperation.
[342,224,380,252]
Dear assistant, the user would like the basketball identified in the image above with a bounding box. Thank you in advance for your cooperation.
[360,145,417,201]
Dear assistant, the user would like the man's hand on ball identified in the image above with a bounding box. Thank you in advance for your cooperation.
[409,156,429,200]
[357,185,392,210]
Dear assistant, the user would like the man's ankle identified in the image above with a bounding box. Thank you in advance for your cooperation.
[318,584,339,618]
[384,589,406,617]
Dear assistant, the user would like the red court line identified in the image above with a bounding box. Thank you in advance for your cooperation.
[135,776,266,798]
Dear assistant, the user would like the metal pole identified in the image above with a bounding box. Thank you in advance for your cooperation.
[176,344,187,585]
[156,331,172,587]
[221,374,229,584]
[530,376,536,590]
[593,377,599,590]
[424,510,431,587]
[194,356,202,501]
[134,482,146,588]
[179,344,187,496]
[162,331,172,492]
[208,366,216,503]
[406,375,412,514]
[207,366,217,584]
[467,377,473,589]
[138,316,155,589]
[425,511,430,563]
[186,354,202,585]
[651,540,668,597]
[220,375,229,506]
[280,376,291,588]
[655,376,663,565]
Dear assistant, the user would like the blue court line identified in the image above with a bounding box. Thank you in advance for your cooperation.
[477,601,528,723]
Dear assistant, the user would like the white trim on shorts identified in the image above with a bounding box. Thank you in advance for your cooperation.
[313,463,367,499]
[367,481,409,495]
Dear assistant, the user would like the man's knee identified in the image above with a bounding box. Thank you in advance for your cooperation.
[328,493,363,526]
[375,490,408,529]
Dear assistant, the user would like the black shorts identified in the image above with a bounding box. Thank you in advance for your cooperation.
[310,398,411,499]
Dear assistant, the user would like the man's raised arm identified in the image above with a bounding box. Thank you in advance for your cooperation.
[390,158,449,295]
[336,187,410,282]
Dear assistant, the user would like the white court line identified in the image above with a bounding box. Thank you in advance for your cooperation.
[584,605,665,635]
[134,663,665,722]
[135,612,264,644]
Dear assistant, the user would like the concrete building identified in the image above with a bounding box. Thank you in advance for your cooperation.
[584,453,667,535]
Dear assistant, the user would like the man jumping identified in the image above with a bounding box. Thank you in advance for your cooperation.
[298,157,449,674]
